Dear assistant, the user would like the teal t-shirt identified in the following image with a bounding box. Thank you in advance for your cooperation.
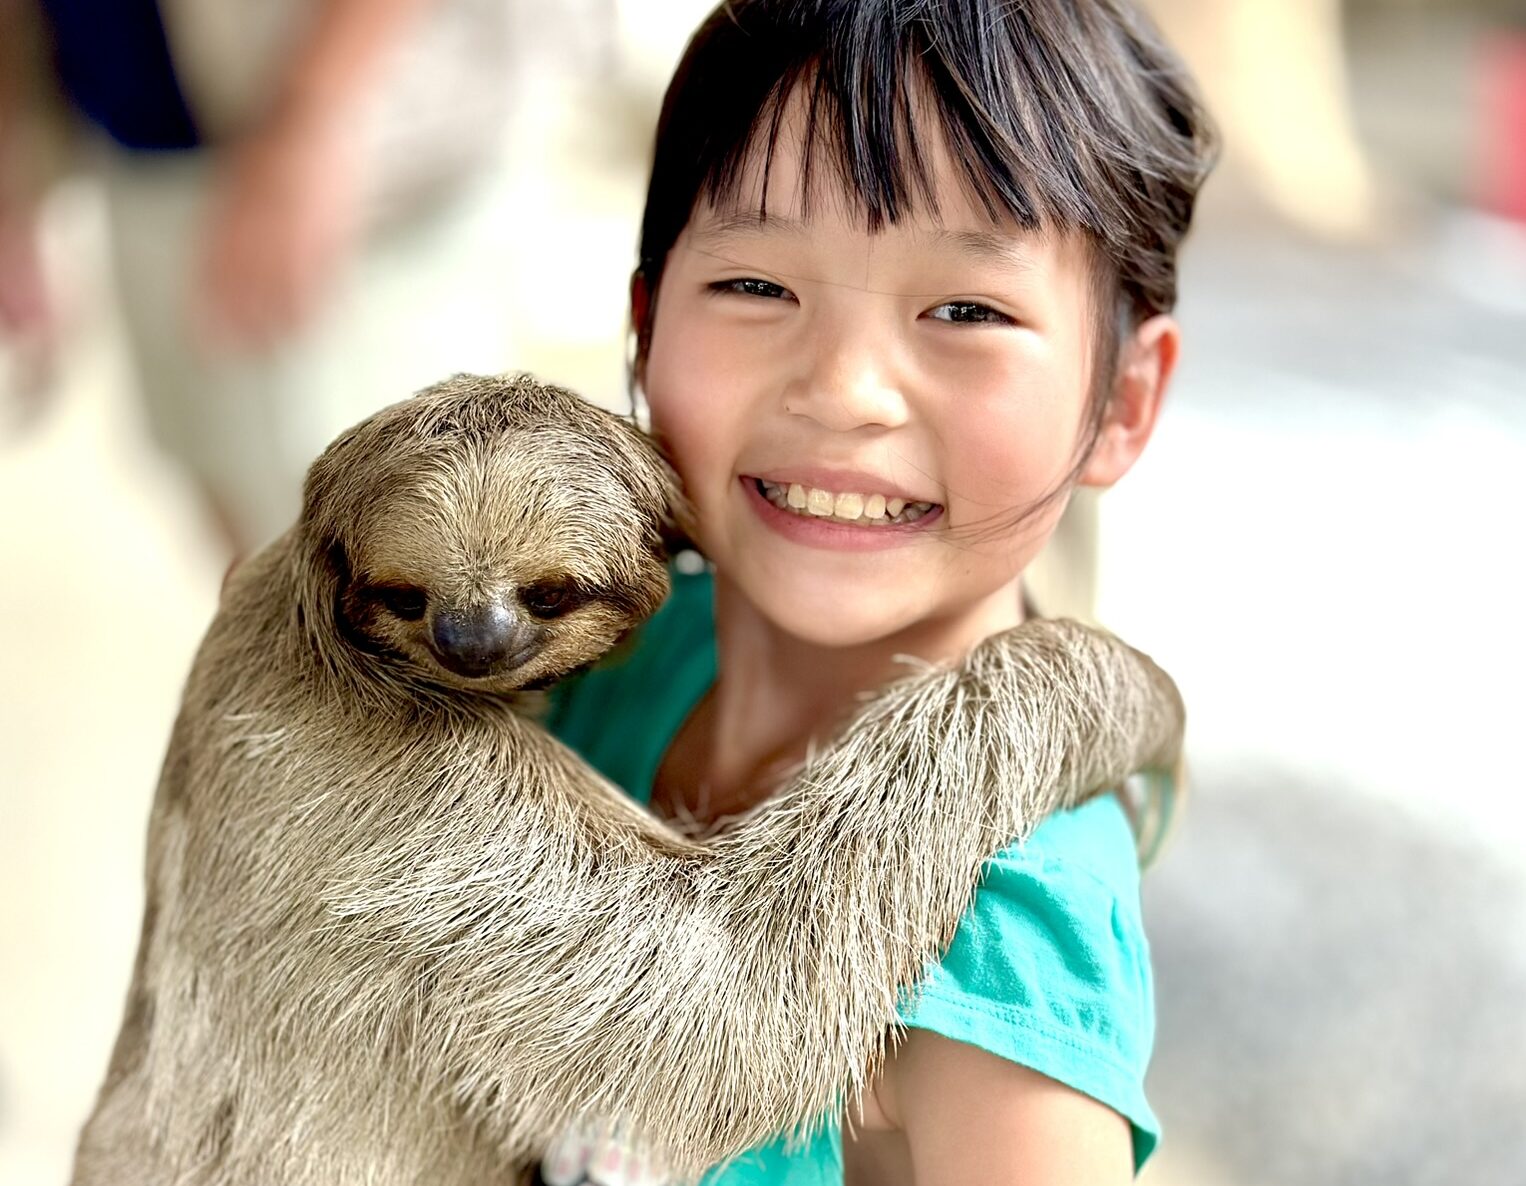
[544,566,1160,1181]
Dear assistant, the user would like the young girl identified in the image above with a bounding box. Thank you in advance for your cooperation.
[545,1,1214,1182]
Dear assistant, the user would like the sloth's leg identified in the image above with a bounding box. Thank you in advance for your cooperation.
[325,618,1182,1177]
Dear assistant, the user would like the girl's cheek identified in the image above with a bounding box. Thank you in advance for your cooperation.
[646,301,760,477]
[651,405,709,492]
[949,369,1084,505]
[935,391,1091,575]
[644,380,724,505]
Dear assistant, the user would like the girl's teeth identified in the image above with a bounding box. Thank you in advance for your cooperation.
[762,480,935,527]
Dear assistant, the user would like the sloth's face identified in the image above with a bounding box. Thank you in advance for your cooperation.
[309,378,677,694]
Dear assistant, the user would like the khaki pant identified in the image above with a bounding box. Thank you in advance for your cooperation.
[100,149,515,550]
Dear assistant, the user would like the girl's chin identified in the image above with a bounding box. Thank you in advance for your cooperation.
[726,565,929,650]
[760,609,916,652]
[715,544,1033,657]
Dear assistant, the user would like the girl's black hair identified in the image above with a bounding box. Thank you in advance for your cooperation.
[634,0,1216,377]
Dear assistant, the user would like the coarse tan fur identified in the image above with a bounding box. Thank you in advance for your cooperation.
[72,374,1186,1186]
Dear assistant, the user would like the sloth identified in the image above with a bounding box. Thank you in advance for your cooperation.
[72,373,1185,1186]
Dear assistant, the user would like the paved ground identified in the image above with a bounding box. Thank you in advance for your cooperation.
[2,98,1523,1186]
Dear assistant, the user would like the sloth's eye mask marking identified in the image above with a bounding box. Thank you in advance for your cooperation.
[370,584,429,621]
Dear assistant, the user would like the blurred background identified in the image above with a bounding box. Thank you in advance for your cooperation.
[1,1,1523,1184]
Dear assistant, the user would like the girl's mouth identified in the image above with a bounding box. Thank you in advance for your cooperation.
[750,478,940,527]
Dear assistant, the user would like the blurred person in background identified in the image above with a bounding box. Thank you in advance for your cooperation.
[0,0,513,554]
[1482,2,1526,224]
[1148,0,1380,237]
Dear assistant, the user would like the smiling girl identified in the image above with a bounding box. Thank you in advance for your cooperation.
[543,1,1215,1182]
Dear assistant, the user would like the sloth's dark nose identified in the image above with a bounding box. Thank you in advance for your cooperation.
[429,604,533,677]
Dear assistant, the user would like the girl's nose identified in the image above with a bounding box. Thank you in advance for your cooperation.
[782,332,910,432]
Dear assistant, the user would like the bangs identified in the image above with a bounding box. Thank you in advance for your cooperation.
[639,0,1215,319]
[703,45,1058,233]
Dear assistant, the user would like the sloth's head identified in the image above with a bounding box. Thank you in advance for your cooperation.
[297,374,684,694]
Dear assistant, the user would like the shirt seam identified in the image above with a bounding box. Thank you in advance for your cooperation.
[904,983,1147,1084]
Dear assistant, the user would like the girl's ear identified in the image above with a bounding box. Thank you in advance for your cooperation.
[629,270,653,383]
[1078,314,1179,489]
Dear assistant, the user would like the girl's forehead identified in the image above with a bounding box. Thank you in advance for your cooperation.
[685,201,1061,280]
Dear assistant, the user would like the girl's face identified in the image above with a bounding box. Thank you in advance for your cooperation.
[641,112,1163,649]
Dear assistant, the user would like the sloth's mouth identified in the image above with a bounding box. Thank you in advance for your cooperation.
[752,478,939,526]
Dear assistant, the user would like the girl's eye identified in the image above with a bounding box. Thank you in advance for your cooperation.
[710,278,794,301]
[926,302,1016,326]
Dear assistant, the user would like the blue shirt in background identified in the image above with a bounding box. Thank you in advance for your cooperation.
[37,0,199,150]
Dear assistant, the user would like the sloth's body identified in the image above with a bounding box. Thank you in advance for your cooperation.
[73,375,1184,1186]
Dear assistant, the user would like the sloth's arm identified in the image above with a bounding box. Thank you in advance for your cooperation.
[325,618,1181,1177]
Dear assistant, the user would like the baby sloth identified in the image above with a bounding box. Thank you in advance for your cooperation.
[72,374,1185,1186]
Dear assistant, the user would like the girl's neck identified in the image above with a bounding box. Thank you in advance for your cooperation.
[692,573,1027,817]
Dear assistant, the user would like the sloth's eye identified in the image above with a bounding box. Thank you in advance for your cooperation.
[374,584,428,621]
[520,578,579,620]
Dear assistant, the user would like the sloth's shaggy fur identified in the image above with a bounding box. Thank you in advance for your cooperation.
[72,374,1185,1185]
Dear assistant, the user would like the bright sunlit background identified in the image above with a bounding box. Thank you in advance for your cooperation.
[3,2,1524,1184]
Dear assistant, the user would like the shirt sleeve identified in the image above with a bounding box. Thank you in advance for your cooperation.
[897,795,1161,1171]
